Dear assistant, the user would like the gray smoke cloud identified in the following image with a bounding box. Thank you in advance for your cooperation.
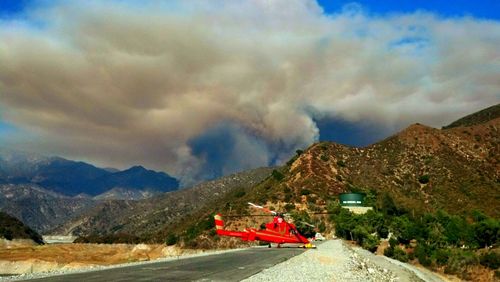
[0,0,499,185]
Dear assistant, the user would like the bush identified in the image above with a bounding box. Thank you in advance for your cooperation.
[444,250,479,275]
[300,189,311,196]
[318,221,326,233]
[272,170,285,181]
[352,226,369,245]
[377,226,389,239]
[234,189,246,198]
[384,246,394,257]
[415,243,432,267]
[165,233,178,246]
[362,234,380,253]
[480,252,500,269]
[418,175,430,184]
[434,249,451,266]
[284,203,295,212]
[291,211,315,238]
[393,247,409,262]
[472,218,499,248]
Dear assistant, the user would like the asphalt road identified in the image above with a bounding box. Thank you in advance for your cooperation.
[22,247,307,282]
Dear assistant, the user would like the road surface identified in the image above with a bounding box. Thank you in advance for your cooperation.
[22,247,307,282]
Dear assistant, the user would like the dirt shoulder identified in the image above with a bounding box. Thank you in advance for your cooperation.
[0,239,188,275]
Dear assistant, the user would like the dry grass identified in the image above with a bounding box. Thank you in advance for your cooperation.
[0,240,167,266]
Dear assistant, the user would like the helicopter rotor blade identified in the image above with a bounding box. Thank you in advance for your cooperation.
[219,214,274,217]
[248,202,277,215]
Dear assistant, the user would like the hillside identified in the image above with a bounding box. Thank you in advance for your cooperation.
[232,114,499,218]
[0,211,44,244]
[443,103,500,129]
[0,184,95,233]
[51,167,274,239]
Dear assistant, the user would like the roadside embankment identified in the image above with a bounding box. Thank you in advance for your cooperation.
[243,240,450,282]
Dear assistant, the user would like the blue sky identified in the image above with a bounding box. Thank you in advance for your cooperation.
[0,1,498,183]
[318,0,500,19]
[2,0,499,19]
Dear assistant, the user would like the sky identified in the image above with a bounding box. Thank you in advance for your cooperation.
[0,0,499,185]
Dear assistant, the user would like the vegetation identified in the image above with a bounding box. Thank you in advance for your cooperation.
[0,212,44,244]
[271,169,285,181]
[290,211,315,238]
[418,174,430,184]
[328,199,500,279]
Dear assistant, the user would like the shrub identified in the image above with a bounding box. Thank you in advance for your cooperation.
[336,160,346,167]
[414,243,433,267]
[318,221,326,233]
[234,189,246,198]
[434,249,451,266]
[384,246,394,257]
[300,189,311,196]
[377,226,389,239]
[418,175,430,184]
[362,234,380,253]
[284,203,295,212]
[472,218,499,248]
[165,233,178,246]
[444,250,479,276]
[352,226,369,245]
[389,237,398,248]
[480,252,500,269]
[393,247,409,262]
[272,170,285,181]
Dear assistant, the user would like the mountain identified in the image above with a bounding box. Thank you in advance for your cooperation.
[0,211,44,244]
[229,103,499,218]
[92,166,179,194]
[51,167,274,237]
[0,152,180,233]
[0,153,179,196]
[0,184,95,233]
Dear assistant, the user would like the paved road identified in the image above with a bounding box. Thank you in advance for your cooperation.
[22,247,307,282]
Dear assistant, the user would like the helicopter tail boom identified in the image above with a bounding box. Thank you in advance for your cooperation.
[214,214,251,240]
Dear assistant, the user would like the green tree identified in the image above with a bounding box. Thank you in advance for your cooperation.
[473,218,499,248]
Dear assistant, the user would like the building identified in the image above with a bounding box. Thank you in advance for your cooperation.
[339,193,373,214]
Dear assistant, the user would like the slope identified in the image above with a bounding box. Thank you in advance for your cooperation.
[0,211,44,244]
[51,167,274,238]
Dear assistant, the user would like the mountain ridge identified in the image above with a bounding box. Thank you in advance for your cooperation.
[0,153,179,196]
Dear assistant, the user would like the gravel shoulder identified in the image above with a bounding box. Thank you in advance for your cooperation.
[243,240,448,282]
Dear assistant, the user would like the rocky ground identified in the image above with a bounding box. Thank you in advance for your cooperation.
[243,240,453,282]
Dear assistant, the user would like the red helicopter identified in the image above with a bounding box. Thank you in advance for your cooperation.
[214,202,316,248]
